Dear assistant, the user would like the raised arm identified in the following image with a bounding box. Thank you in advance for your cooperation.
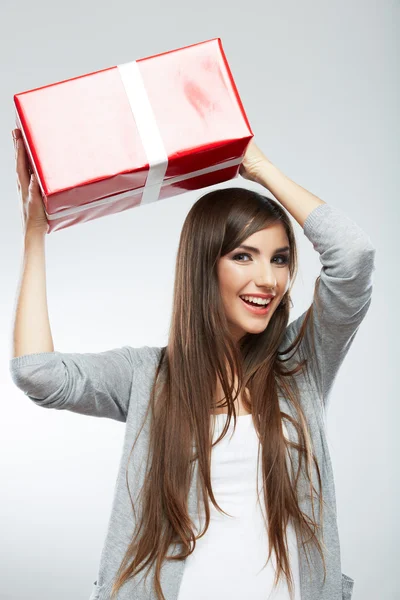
[11,127,53,358]
[240,141,376,414]
[9,128,140,422]
[12,230,53,358]
[8,214,139,422]
[283,202,375,413]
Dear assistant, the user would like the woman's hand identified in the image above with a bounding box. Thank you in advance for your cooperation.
[12,128,48,235]
[239,139,271,184]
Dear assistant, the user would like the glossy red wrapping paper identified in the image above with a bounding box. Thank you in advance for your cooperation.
[14,38,253,234]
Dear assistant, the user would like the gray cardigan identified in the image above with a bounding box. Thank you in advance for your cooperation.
[9,203,375,600]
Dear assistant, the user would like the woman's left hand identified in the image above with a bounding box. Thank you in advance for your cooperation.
[239,139,271,184]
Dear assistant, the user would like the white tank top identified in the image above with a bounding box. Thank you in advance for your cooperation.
[177,413,302,600]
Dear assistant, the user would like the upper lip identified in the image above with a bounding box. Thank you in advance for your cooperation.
[239,293,275,299]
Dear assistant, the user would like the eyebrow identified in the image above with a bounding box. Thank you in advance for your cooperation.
[235,244,290,255]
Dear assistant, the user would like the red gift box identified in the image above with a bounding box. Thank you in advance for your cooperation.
[14,38,253,234]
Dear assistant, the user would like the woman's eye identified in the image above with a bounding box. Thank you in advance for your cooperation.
[233,252,251,261]
[274,254,290,265]
[232,253,289,265]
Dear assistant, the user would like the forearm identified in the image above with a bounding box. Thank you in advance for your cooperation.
[255,160,326,228]
[11,230,54,358]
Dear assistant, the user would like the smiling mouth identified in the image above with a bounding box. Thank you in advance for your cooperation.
[239,296,273,314]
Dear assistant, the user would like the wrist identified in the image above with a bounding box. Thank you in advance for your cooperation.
[24,226,47,242]
[254,160,284,189]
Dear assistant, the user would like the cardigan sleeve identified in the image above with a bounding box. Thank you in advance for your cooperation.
[8,345,145,422]
[281,203,376,414]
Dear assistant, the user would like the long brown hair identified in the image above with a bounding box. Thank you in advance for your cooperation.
[111,187,326,599]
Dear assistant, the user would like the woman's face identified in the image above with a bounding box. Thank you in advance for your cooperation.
[217,222,291,342]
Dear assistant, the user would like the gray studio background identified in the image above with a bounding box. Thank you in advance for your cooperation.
[1,1,397,599]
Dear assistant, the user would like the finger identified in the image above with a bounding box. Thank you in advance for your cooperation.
[12,130,22,193]
[15,136,30,191]
[21,142,34,179]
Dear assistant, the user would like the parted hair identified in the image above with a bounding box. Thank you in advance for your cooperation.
[110,187,326,600]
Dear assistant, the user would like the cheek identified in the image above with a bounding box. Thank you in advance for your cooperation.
[221,265,246,293]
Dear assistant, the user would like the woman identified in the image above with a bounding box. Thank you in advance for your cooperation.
[10,129,375,600]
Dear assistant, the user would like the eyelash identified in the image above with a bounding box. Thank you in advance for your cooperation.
[232,252,290,265]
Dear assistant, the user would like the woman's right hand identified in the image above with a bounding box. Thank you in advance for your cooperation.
[12,128,48,235]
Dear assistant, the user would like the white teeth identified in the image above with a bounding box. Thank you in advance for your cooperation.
[241,295,272,306]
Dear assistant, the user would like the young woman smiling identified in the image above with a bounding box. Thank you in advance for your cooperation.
[10,131,375,600]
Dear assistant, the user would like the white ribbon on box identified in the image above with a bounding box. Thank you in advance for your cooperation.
[44,60,243,222]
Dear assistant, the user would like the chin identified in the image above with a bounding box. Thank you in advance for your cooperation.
[244,324,269,335]
[230,319,270,338]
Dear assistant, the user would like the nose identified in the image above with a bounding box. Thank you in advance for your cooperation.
[255,262,277,289]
